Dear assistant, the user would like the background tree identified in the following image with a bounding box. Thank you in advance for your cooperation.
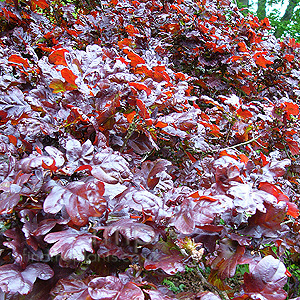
[237,0,300,40]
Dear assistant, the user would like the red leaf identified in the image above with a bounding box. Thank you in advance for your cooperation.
[155,121,168,128]
[124,111,136,123]
[61,68,78,85]
[48,49,69,66]
[123,49,145,67]
[43,179,106,226]
[285,102,299,117]
[237,42,248,52]
[236,107,253,119]
[125,24,139,37]
[129,82,151,96]
[74,165,93,172]
[286,138,300,155]
[32,0,49,8]
[284,54,294,62]
[253,52,273,68]
[8,54,29,69]
[136,99,151,120]
[8,135,17,146]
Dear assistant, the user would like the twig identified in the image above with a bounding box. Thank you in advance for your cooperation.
[195,267,230,300]
[211,135,262,153]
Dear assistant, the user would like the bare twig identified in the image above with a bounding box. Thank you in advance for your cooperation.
[211,134,263,153]
[194,266,230,300]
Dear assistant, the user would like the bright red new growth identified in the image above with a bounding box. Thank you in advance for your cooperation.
[61,68,78,85]
[48,49,69,66]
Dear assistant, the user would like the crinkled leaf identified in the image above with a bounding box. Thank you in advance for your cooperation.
[0,263,54,295]
[44,228,98,261]
[88,276,144,300]
[244,256,287,300]
[43,178,106,226]
[92,149,132,184]
[51,278,89,300]
[102,219,155,244]
[211,238,246,279]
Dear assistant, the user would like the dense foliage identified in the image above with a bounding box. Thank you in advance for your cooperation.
[0,0,300,299]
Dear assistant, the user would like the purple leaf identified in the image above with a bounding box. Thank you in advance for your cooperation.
[102,219,156,244]
[44,228,99,261]
[43,178,106,226]
[51,278,89,300]
[88,276,144,300]
[0,263,54,295]
[244,255,288,300]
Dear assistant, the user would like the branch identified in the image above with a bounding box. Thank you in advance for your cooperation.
[211,135,263,153]
[195,267,230,300]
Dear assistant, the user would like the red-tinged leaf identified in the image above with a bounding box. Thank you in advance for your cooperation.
[211,238,246,279]
[253,52,273,68]
[124,111,136,123]
[74,165,93,172]
[144,242,185,275]
[0,263,53,295]
[136,99,151,120]
[118,38,134,49]
[244,256,287,300]
[111,0,118,5]
[285,102,299,117]
[284,54,294,62]
[43,178,106,226]
[134,159,172,190]
[155,121,168,128]
[42,159,57,172]
[189,191,200,198]
[45,229,99,261]
[61,68,78,85]
[48,49,69,66]
[236,107,253,119]
[129,82,151,96]
[49,79,66,93]
[175,72,186,81]
[123,49,145,67]
[198,195,218,202]
[8,54,29,69]
[125,24,139,36]
[286,138,300,155]
[91,149,132,184]
[185,150,197,163]
[8,135,17,146]
[32,0,49,8]
[237,42,248,52]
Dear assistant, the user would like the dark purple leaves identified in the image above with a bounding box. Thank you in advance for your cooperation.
[51,278,90,300]
[102,219,156,244]
[43,178,106,226]
[88,276,144,300]
[0,263,54,295]
[44,228,99,261]
[243,255,288,300]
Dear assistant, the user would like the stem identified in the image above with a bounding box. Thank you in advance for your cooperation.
[211,135,262,153]
[195,266,230,300]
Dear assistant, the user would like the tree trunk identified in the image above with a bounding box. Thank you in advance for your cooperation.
[275,0,299,38]
[257,0,267,20]
[238,0,249,7]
